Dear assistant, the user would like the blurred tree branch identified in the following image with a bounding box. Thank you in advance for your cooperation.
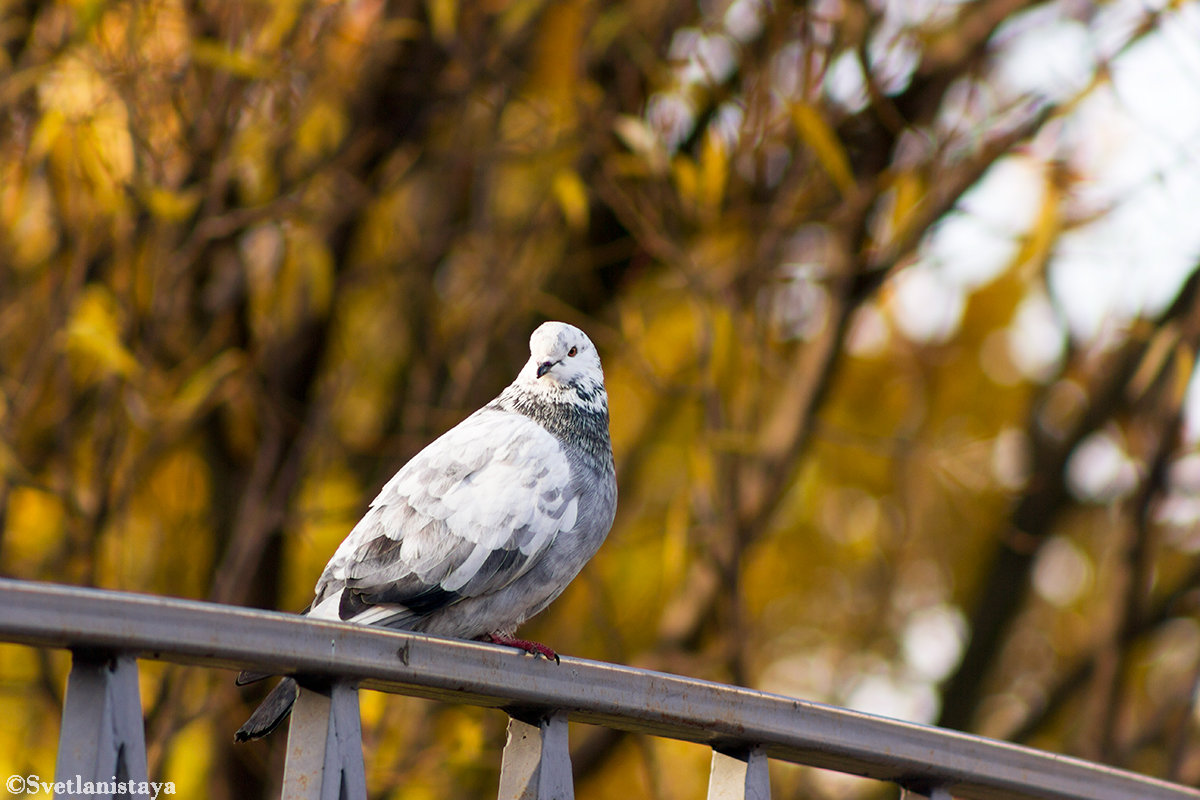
[943,266,1200,734]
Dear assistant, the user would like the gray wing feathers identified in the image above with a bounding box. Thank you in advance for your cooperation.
[309,410,577,624]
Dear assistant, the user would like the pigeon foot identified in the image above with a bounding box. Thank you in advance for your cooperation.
[483,633,560,663]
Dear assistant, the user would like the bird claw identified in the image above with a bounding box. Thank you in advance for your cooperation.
[483,633,560,663]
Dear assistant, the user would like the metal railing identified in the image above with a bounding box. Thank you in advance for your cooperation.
[1,578,1197,800]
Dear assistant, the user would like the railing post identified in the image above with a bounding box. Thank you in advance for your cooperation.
[282,681,367,800]
[497,710,573,800]
[901,785,953,800]
[707,746,769,800]
[54,652,149,797]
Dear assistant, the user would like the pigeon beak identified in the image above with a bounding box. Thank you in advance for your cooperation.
[536,360,556,378]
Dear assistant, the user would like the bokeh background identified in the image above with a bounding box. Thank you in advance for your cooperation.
[4,0,1200,797]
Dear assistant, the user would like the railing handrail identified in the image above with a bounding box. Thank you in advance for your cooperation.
[1,578,1196,800]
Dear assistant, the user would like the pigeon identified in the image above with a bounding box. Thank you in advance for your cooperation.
[235,321,617,741]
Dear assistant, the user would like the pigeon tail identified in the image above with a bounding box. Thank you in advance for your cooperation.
[235,677,299,742]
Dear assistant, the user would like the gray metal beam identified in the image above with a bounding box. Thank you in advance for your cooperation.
[902,788,954,800]
[2,578,1197,800]
[282,682,367,800]
[54,652,149,799]
[707,747,769,800]
[497,711,573,800]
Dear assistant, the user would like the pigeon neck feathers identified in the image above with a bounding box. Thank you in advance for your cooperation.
[489,321,611,458]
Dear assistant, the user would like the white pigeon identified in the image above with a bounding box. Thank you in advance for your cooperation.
[236,321,617,741]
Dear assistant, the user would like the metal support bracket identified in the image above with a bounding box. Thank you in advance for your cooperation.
[282,681,367,800]
[54,652,150,798]
[497,710,573,800]
[707,746,770,800]
[902,785,953,800]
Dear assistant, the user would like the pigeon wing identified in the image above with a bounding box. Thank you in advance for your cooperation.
[308,409,579,627]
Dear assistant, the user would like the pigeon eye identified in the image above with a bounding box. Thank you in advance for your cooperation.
[568,346,578,357]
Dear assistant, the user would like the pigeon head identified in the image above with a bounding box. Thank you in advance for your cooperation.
[517,322,607,411]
